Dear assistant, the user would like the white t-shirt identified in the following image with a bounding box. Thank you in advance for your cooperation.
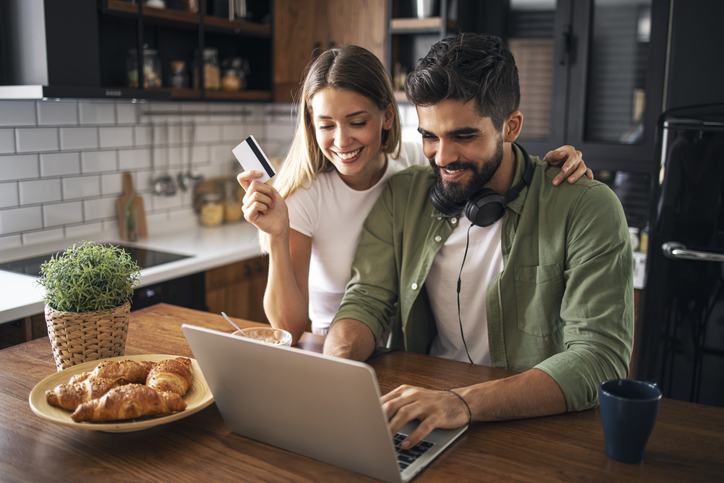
[286,141,426,331]
[427,216,504,365]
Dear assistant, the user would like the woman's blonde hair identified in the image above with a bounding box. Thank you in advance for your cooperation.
[261,45,402,251]
[274,45,401,199]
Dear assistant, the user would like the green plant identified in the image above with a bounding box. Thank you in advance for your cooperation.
[37,241,141,313]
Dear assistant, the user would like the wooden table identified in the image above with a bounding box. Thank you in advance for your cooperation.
[1,303,723,482]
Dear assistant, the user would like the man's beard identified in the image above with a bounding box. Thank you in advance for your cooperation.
[430,136,504,203]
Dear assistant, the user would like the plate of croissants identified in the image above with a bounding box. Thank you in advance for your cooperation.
[29,354,214,432]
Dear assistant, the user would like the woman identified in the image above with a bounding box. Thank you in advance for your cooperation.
[238,45,591,343]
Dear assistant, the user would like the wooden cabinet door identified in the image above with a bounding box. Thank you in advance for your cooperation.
[205,257,270,324]
[273,0,329,102]
[273,0,388,103]
[326,0,386,62]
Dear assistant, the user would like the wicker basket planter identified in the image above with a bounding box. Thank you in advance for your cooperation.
[45,300,131,371]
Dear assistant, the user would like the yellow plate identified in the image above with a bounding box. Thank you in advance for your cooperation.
[28,354,214,432]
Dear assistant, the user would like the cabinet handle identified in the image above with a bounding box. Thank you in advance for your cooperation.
[329,41,336,50]
[662,242,724,262]
[313,42,322,58]
[559,25,572,66]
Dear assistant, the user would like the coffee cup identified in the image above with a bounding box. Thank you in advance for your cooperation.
[599,379,662,464]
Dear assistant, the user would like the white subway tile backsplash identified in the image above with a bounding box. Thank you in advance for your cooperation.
[19,179,62,205]
[59,127,99,150]
[0,154,39,181]
[0,99,298,246]
[79,102,116,125]
[134,126,152,146]
[0,129,15,154]
[82,151,117,173]
[65,221,103,239]
[0,183,19,208]
[0,234,22,249]
[43,201,84,227]
[180,102,205,113]
[195,125,222,143]
[152,192,183,210]
[100,172,123,196]
[22,228,65,245]
[37,101,79,126]
[210,144,236,168]
[83,197,116,221]
[40,152,81,177]
[0,206,43,234]
[0,101,36,127]
[245,124,265,142]
[190,145,209,164]
[62,175,101,200]
[119,149,152,170]
[99,126,134,148]
[116,103,138,124]
[15,128,59,153]
[221,124,246,142]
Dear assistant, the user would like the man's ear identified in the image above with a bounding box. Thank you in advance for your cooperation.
[503,110,523,143]
[383,103,395,130]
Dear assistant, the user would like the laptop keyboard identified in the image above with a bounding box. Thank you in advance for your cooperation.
[394,432,435,471]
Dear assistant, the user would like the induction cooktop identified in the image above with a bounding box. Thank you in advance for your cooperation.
[0,244,192,277]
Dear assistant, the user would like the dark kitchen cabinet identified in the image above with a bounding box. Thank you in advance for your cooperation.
[0,0,273,101]
[506,0,669,173]
[386,0,491,103]
[273,0,387,103]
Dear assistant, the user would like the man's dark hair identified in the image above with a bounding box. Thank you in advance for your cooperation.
[404,33,520,130]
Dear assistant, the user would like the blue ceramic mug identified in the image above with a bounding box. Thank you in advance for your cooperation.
[598,379,662,464]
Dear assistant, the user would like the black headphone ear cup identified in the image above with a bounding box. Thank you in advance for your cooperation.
[465,190,506,227]
[429,183,466,216]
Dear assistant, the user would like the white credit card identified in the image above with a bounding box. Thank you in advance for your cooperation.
[232,135,276,183]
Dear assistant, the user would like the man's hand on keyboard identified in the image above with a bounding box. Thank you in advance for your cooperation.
[381,385,470,450]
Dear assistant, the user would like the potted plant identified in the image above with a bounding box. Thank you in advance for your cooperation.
[37,242,141,371]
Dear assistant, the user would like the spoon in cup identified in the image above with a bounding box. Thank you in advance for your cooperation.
[221,312,243,333]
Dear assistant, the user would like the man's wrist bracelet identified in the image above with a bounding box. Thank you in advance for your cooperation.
[443,388,472,425]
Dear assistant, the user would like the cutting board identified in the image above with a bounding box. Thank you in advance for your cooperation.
[117,172,148,240]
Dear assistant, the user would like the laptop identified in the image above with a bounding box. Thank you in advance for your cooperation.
[182,324,467,483]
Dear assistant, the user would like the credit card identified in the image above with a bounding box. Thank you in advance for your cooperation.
[232,135,276,183]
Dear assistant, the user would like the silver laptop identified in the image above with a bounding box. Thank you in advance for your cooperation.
[182,324,467,483]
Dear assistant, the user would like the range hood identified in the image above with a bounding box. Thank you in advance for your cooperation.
[0,0,170,100]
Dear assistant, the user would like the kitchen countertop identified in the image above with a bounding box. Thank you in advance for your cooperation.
[0,220,263,324]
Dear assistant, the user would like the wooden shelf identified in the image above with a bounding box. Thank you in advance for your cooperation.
[105,0,138,15]
[204,16,272,37]
[105,1,270,37]
[389,16,457,33]
[203,90,272,101]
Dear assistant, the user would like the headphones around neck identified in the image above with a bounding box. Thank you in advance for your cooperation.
[429,142,533,227]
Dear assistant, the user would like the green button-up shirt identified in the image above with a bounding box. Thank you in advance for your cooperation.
[333,145,634,411]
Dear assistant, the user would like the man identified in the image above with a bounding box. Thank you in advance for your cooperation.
[323,33,634,450]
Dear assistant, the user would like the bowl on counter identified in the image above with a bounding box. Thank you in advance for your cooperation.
[232,327,292,347]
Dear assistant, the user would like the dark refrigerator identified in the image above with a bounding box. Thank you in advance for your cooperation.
[635,104,724,407]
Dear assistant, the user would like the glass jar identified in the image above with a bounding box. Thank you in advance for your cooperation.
[199,192,224,227]
[223,181,243,222]
[169,60,188,88]
[194,48,220,90]
[127,46,162,88]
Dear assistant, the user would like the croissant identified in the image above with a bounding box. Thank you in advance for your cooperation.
[69,372,91,385]
[146,357,193,396]
[45,377,121,411]
[88,359,157,384]
[71,384,187,422]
